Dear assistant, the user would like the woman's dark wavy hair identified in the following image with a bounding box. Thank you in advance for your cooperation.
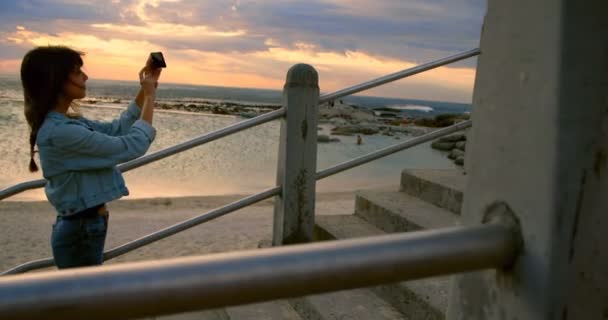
[21,46,84,172]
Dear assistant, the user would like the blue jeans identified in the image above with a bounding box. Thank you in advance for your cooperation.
[51,214,109,269]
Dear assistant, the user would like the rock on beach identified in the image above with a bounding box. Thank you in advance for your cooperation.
[431,131,469,166]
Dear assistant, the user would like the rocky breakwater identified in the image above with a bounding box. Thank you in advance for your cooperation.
[431,133,467,166]
[155,101,280,117]
[139,98,468,150]
[316,101,433,143]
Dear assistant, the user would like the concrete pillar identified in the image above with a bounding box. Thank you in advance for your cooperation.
[448,1,608,319]
[273,64,319,245]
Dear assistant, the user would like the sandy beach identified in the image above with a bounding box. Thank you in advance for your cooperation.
[0,191,357,273]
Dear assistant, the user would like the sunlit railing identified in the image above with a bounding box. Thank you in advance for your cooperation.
[0,221,520,320]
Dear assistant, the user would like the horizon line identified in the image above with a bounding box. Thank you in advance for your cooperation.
[0,72,472,105]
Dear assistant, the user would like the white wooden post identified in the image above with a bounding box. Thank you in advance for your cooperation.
[448,0,608,319]
[273,64,319,245]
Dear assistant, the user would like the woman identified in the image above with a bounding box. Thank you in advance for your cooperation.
[21,46,161,269]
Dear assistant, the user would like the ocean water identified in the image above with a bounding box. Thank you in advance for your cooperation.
[0,75,461,201]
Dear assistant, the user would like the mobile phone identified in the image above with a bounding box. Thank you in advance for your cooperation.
[150,52,167,69]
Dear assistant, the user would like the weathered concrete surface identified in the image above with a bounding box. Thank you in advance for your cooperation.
[400,169,466,215]
[290,288,406,320]
[274,64,320,245]
[143,309,229,320]
[371,278,450,320]
[448,0,608,319]
[315,215,449,319]
[355,189,459,233]
[226,300,302,320]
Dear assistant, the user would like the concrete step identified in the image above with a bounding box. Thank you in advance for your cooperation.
[290,288,407,320]
[146,308,229,320]
[226,300,302,320]
[314,215,448,319]
[400,169,466,215]
[355,189,459,234]
[142,300,301,319]
[370,278,450,320]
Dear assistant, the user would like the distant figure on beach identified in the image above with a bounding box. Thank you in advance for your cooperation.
[21,46,162,269]
[357,134,363,145]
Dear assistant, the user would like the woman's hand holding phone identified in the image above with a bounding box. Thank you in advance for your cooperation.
[139,58,162,98]
[138,54,164,125]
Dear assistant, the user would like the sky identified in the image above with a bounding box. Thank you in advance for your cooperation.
[0,0,486,103]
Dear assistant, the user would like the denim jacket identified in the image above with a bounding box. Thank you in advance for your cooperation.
[36,101,156,216]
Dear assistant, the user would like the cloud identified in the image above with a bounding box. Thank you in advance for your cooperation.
[91,22,246,38]
[0,1,128,24]
[233,1,484,55]
[1,0,484,59]
[0,0,485,102]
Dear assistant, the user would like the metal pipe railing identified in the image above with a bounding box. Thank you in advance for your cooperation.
[319,48,480,104]
[1,186,281,275]
[0,108,285,200]
[2,49,479,275]
[0,49,480,201]
[117,108,285,172]
[3,119,470,275]
[0,222,518,320]
[103,186,280,259]
[318,120,472,180]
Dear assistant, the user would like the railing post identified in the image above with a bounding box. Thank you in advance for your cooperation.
[273,64,319,245]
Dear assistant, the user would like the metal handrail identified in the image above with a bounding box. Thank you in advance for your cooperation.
[0,108,285,200]
[1,186,281,275]
[0,222,519,320]
[318,120,471,180]
[0,48,480,200]
[319,48,480,103]
[117,108,285,172]
[2,119,470,275]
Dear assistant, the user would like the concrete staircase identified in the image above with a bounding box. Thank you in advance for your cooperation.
[225,301,303,320]
[145,169,465,320]
[308,169,466,320]
[145,300,302,320]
